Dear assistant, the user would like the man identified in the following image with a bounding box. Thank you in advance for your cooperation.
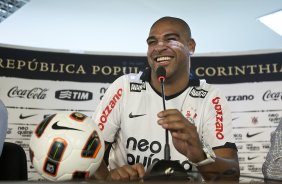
[262,118,282,182]
[93,16,239,182]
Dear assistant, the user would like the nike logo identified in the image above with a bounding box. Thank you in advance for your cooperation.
[232,117,239,121]
[246,132,263,138]
[129,112,146,118]
[52,121,83,131]
[19,113,37,119]
[248,156,258,160]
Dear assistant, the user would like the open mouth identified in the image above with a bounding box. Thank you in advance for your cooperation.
[155,56,174,63]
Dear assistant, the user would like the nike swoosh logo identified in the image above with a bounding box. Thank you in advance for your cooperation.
[129,112,146,118]
[248,156,258,160]
[19,114,37,119]
[52,121,83,131]
[232,117,239,121]
[246,132,263,138]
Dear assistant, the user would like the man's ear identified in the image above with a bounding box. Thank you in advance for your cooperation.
[188,38,196,55]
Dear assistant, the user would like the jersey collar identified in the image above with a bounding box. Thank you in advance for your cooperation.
[140,67,200,87]
[140,67,200,100]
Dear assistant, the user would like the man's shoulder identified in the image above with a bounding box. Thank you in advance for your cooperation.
[197,79,214,91]
[194,79,226,99]
[119,72,144,83]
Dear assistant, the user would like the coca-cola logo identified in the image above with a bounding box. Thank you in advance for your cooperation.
[7,86,48,99]
[263,90,282,101]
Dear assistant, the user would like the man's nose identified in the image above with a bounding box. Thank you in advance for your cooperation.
[154,41,167,52]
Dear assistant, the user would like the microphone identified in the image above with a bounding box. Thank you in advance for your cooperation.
[143,66,189,181]
[156,66,166,83]
[156,66,170,161]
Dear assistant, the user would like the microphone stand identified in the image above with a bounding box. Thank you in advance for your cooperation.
[143,69,190,181]
[160,76,170,161]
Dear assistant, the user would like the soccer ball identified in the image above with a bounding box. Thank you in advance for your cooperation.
[29,112,105,181]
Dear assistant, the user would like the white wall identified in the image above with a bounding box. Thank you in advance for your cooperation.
[0,0,281,55]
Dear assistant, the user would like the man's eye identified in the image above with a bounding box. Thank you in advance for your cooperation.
[167,37,177,41]
[147,40,156,45]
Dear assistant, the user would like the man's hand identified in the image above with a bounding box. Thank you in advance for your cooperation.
[107,163,145,181]
[157,109,240,182]
[157,109,206,163]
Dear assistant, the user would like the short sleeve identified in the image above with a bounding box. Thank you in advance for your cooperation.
[201,86,235,149]
[92,76,125,143]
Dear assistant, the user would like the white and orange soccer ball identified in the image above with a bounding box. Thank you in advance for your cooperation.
[29,112,105,181]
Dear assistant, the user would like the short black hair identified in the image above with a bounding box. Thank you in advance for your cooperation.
[150,16,192,38]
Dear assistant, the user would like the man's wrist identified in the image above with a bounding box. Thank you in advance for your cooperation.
[187,143,216,167]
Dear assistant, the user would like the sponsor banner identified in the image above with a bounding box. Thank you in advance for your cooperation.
[236,141,270,153]
[1,46,281,84]
[233,127,275,142]
[215,81,281,180]
[0,77,110,110]
[0,46,147,82]
[215,81,282,112]
[1,46,282,181]
[231,110,282,128]
[192,52,282,84]
[238,151,268,163]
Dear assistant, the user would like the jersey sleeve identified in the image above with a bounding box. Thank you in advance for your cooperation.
[201,85,235,149]
[92,76,126,143]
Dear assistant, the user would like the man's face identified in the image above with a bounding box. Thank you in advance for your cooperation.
[146,20,194,80]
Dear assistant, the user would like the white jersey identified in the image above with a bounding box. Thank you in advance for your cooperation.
[92,71,236,176]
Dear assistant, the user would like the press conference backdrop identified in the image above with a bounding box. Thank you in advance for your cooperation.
[0,45,281,182]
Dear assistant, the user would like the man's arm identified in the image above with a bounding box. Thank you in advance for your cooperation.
[93,143,110,180]
[198,148,239,181]
[94,143,145,181]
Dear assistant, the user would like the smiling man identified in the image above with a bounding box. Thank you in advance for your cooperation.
[93,16,239,182]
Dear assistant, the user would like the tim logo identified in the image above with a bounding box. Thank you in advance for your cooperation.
[55,90,93,101]
[130,82,146,92]
[189,87,208,98]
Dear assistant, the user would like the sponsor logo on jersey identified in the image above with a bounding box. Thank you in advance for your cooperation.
[98,88,123,130]
[126,137,192,171]
[226,95,254,101]
[55,90,93,101]
[184,107,198,125]
[129,112,146,118]
[212,97,224,140]
[189,87,208,98]
[100,87,108,100]
[130,82,146,92]
[7,86,48,99]
[263,90,282,101]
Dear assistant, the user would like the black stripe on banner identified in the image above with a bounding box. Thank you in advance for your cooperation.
[1,46,281,84]
[0,46,147,83]
[191,52,282,84]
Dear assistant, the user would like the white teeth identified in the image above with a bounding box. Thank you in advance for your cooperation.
[156,56,172,62]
